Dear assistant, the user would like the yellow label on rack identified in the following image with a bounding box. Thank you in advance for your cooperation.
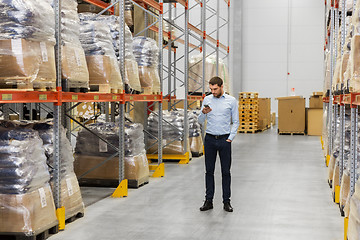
[154,96,157,100]
[94,95,99,100]
[143,96,147,100]
[112,96,117,100]
[72,95,78,100]
[2,94,12,100]
[130,96,133,101]
[39,94,47,100]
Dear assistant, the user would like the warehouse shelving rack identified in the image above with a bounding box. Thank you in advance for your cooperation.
[323,0,359,237]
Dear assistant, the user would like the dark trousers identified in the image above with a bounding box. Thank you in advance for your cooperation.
[204,134,232,203]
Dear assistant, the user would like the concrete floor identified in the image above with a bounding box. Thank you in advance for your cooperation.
[49,128,343,240]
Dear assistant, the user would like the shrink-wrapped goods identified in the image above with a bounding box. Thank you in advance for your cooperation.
[61,0,89,89]
[125,0,133,27]
[74,122,149,186]
[0,0,56,88]
[79,13,122,92]
[147,110,201,156]
[0,120,57,235]
[189,54,230,93]
[133,37,160,93]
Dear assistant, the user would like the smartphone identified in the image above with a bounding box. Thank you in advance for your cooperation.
[204,104,210,108]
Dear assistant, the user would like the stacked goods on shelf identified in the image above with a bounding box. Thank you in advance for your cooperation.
[79,13,123,93]
[327,114,341,186]
[125,0,134,29]
[348,0,360,93]
[147,110,191,156]
[189,110,203,157]
[322,105,329,157]
[31,121,84,220]
[133,37,161,94]
[307,92,324,136]
[124,23,141,93]
[61,0,90,90]
[74,122,149,188]
[96,15,141,93]
[0,121,57,235]
[339,17,352,91]
[188,54,230,94]
[238,92,259,133]
[0,0,56,90]
[346,171,360,239]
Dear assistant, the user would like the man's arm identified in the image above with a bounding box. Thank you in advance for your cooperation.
[198,101,208,125]
[228,99,239,141]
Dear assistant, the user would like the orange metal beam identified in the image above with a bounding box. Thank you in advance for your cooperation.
[125,94,162,102]
[134,0,161,11]
[82,0,114,14]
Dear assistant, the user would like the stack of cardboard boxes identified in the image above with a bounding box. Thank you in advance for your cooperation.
[307,92,323,136]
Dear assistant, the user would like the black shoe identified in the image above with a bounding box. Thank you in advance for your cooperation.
[200,200,213,211]
[223,202,233,212]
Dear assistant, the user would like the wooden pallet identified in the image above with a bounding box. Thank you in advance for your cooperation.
[90,84,111,93]
[111,88,123,94]
[240,122,258,126]
[33,82,56,92]
[0,77,33,91]
[238,129,259,134]
[191,152,204,157]
[240,119,258,123]
[278,131,305,135]
[143,87,161,95]
[240,110,258,114]
[66,211,85,224]
[78,177,149,189]
[239,92,258,99]
[68,87,89,93]
[0,223,59,240]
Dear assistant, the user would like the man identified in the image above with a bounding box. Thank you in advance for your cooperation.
[198,76,239,212]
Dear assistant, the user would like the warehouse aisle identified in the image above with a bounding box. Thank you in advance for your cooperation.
[49,128,342,240]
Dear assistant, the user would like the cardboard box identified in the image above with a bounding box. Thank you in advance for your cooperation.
[74,153,149,182]
[0,184,58,234]
[307,108,323,136]
[34,42,56,89]
[86,55,112,85]
[61,44,89,88]
[0,39,42,80]
[276,96,305,133]
[59,173,84,219]
[309,96,323,109]
[258,98,271,130]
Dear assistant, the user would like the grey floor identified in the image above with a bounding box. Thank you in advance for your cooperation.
[49,127,343,240]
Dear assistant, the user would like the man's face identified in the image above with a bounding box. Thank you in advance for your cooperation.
[209,84,223,98]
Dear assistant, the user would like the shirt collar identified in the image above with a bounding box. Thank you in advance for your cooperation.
[211,92,226,99]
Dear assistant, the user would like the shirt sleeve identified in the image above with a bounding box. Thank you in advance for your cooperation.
[198,100,207,125]
[228,98,239,141]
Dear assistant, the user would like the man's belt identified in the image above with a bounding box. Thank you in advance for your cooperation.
[206,133,230,139]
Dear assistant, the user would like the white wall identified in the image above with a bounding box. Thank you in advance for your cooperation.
[234,0,325,114]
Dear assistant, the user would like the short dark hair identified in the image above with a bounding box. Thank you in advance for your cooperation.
[209,76,223,87]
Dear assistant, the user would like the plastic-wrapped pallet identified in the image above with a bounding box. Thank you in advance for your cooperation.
[147,110,191,155]
[31,120,84,219]
[328,115,341,183]
[189,110,203,156]
[323,50,331,94]
[348,0,360,92]
[60,0,90,89]
[322,105,329,157]
[133,37,160,93]
[189,54,230,93]
[0,121,57,235]
[125,0,133,27]
[347,178,360,239]
[98,15,141,93]
[79,13,123,93]
[74,122,149,187]
[0,0,56,90]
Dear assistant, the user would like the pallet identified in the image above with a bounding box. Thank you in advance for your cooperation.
[143,87,161,95]
[66,211,85,224]
[90,84,111,93]
[191,152,204,157]
[240,122,258,126]
[239,92,258,99]
[78,178,148,189]
[0,78,33,91]
[68,87,89,93]
[0,223,58,240]
[33,82,56,92]
[240,110,258,114]
[111,88,123,94]
[238,129,260,134]
[278,132,305,135]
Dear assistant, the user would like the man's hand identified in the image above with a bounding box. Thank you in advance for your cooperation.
[202,107,212,114]
[226,139,232,143]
